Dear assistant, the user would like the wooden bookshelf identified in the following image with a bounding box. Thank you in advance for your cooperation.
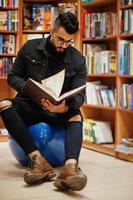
[83,141,115,156]
[0,135,8,142]
[0,0,19,139]
[81,0,133,162]
[0,0,81,141]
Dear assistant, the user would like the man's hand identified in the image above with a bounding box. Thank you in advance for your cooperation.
[41,99,68,113]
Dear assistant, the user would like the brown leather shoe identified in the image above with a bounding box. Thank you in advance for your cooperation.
[53,163,87,191]
[24,155,56,185]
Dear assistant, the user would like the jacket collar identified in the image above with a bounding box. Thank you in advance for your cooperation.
[36,36,71,65]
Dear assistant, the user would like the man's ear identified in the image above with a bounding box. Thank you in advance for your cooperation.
[50,29,54,36]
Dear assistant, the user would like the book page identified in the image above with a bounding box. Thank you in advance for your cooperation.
[58,84,86,102]
[41,69,65,98]
[30,79,57,99]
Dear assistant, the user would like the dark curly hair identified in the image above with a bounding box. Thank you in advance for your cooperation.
[53,12,79,34]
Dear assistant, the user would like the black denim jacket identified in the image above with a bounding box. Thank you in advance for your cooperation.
[8,36,87,110]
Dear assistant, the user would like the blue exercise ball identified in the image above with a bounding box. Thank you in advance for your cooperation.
[9,123,65,167]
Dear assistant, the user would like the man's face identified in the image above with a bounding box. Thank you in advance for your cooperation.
[50,27,75,53]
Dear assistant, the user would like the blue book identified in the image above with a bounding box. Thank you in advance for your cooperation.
[0,34,3,53]
[124,41,129,74]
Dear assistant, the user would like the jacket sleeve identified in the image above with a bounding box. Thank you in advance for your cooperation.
[66,57,87,110]
[7,42,28,92]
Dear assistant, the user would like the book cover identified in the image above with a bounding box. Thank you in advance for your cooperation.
[0,11,7,30]
[94,120,113,144]
[22,69,86,106]
[2,35,15,54]
[32,4,45,30]
[44,5,52,30]
[83,119,96,143]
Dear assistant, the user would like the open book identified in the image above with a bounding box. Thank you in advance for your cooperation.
[22,69,86,105]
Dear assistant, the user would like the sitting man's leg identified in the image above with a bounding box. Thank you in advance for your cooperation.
[0,99,56,185]
[54,114,87,191]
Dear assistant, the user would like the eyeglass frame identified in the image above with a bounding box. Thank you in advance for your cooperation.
[53,31,74,46]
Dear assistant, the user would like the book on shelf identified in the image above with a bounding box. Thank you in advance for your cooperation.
[115,144,133,154]
[0,34,15,54]
[82,0,94,2]
[0,0,18,7]
[83,118,113,144]
[0,11,7,30]
[0,57,13,77]
[2,34,15,54]
[85,81,115,107]
[119,40,133,75]
[120,8,133,34]
[121,138,133,147]
[0,10,18,31]
[22,69,86,106]
[83,119,97,143]
[121,0,133,5]
[32,4,46,31]
[23,3,78,31]
[120,83,133,110]
[83,43,117,74]
[83,11,117,38]
[115,137,133,154]
[58,3,77,15]
[23,4,33,30]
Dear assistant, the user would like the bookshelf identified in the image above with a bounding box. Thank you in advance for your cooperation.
[0,0,19,134]
[81,0,133,162]
[0,0,81,141]
[21,0,81,48]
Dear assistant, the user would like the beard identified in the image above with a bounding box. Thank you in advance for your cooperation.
[56,46,66,53]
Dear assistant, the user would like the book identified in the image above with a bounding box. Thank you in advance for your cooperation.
[83,118,113,144]
[22,69,86,105]
[83,119,96,143]
[94,120,113,144]
[115,144,133,154]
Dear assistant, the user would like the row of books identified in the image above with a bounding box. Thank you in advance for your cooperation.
[0,57,13,77]
[0,34,15,54]
[119,40,133,75]
[0,10,18,31]
[121,0,133,5]
[83,118,113,144]
[119,83,133,110]
[85,81,116,107]
[83,11,117,38]
[24,3,77,31]
[0,0,19,7]
[83,43,117,74]
[120,9,133,34]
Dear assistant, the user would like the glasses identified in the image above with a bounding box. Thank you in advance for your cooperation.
[54,32,74,46]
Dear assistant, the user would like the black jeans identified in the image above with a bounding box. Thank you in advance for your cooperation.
[1,97,83,162]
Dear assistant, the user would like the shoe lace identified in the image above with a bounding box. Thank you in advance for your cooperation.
[68,163,79,174]
[30,155,39,169]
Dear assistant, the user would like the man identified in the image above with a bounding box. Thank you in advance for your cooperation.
[0,12,87,191]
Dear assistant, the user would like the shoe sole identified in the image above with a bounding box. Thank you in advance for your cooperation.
[54,175,87,191]
[24,171,56,185]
